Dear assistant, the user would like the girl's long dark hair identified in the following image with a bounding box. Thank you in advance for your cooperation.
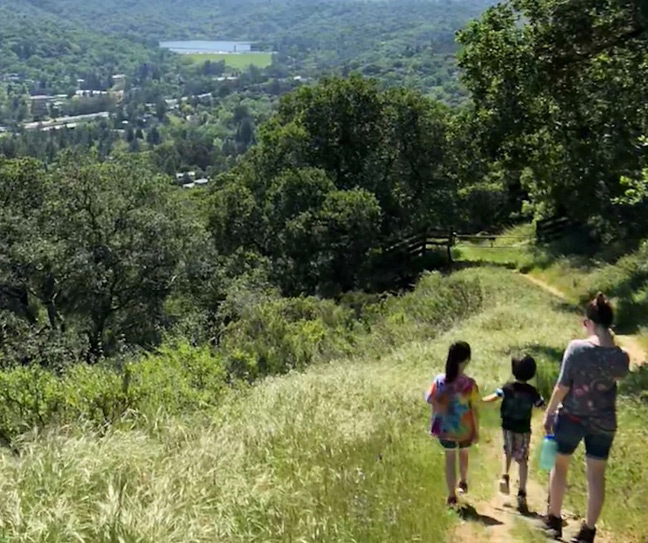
[445,341,472,383]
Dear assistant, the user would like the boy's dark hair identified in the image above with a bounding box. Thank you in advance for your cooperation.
[586,292,614,328]
[446,341,471,383]
[512,355,537,382]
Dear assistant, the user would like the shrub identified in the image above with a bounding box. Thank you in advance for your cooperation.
[0,365,62,442]
[127,342,226,412]
[0,272,487,444]
[220,296,356,377]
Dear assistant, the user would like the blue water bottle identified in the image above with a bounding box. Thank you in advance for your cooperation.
[540,435,558,471]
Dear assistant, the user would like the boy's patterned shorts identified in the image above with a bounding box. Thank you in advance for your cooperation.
[503,430,531,462]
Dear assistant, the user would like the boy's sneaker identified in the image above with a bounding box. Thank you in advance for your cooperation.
[517,491,529,515]
[499,475,510,495]
[543,514,563,540]
[458,480,468,495]
[570,523,596,543]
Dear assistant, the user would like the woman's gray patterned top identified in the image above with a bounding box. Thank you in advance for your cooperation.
[558,339,630,434]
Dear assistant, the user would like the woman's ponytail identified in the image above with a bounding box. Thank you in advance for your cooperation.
[586,292,614,328]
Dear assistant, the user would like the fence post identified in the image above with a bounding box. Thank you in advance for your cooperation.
[447,229,454,264]
[421,228,427,258]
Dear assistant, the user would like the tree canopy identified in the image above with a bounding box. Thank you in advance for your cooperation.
[457,0,648,238]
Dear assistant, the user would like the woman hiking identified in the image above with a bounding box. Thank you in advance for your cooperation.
[542,293,630,543]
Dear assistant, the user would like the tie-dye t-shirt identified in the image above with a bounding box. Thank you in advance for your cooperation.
[426,374,480,442]
[558,339,630,434]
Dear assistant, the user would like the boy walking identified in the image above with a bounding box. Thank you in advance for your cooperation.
[484,355,545,512]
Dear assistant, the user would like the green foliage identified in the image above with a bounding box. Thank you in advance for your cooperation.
[209,77,457,294]
[0,342,227,441]
[221,296,356,380]
[0,269,486,442]
[457,0,648,239]
[0,153,207,362]
[0,7,174,98]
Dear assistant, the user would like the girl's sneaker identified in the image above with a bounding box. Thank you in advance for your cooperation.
[458,480,468,495]
[499,475,510,495]
[571,523,596,543]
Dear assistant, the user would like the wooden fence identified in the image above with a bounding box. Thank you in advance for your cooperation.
[383,228,455,263]
[536,216,571,242]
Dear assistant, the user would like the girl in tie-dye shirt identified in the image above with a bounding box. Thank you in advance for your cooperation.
[426,341,480,506]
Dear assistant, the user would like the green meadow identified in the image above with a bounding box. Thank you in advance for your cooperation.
[184,52,273,70]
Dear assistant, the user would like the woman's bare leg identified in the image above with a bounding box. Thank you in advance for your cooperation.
[585,457,607,529]
[549,453,571,517]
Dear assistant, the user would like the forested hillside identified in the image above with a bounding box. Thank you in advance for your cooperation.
[0,0,645,364]
[0,8,174,96]
[0,0,646,540]
[9,0,493,100]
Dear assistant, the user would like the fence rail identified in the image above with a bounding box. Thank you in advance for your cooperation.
[536,216,571,242]
[383,228,455,263]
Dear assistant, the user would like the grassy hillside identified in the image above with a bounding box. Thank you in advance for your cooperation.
[0,267,646,542]
[455,226,648,350]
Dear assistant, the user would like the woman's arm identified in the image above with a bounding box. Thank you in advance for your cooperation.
[543,384,569,433]
[543,342,576,432]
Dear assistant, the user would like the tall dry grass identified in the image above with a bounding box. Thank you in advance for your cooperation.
[0,268,645,542]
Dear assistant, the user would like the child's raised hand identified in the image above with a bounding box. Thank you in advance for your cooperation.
[482,393,500,403]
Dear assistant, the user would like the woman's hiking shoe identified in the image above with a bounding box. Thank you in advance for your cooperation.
[517,491,529,515]
[499,475,510,495]
[543,514,563,540]
[458,480,468,495]
[571,523,596,543]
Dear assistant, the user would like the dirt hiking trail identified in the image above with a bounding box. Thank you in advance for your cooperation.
[520,273,646,367]
[452,431,613,543]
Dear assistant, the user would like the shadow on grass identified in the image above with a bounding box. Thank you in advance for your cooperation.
[524,345,564,365]
[457,504,503,526]
[619,365,648,402]
[450,260,519,272]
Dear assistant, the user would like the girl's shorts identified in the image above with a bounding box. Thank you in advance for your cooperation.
[439,439,471,450]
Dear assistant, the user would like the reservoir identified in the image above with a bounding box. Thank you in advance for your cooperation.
[160,41,253,54]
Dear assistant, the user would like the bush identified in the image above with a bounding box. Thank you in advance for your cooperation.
[220,296,357,378]
[0,271,487,444]
[0,366,62,442]
[128,342,226,412]
[369,272,483,348]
